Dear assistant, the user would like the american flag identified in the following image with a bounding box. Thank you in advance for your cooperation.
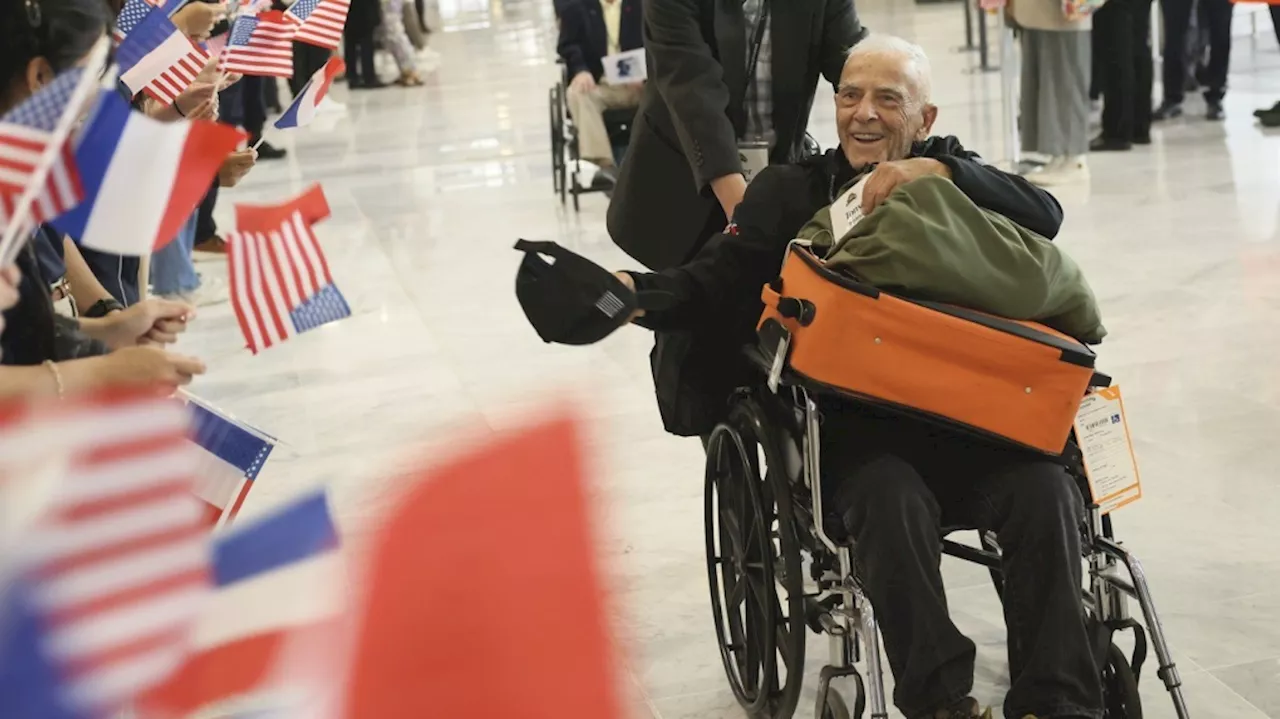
[116,7,211,105]
[227,195,350,354]
[0,392,209,717]
[0,69,85,233]
[113,0,167,41]
[219,11,297,78]
[285,0,351,50]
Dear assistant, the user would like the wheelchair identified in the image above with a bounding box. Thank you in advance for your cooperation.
[700,245,1192,719]
[548,61,636,212]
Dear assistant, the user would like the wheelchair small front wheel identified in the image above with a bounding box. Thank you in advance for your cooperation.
[818,689,851,719]
[1102,643,1143,719]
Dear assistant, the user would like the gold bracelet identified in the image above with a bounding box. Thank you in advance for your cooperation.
[42,360,64,400]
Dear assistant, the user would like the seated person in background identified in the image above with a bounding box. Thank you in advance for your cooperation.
[556,0,644,187]
[616,35,1103,719]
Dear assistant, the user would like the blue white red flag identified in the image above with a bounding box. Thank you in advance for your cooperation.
[284,0,351,50]
[274,57,345,130]
[50,92,244,256]
[136,489,344,718]
[0,392,209,719]
[219,12,296,78]
[0,69,85,234]
[226,185,351,354]
[116,7,211,105]
[184,394,276,528]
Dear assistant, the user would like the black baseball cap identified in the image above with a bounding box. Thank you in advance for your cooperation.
[514,240,668,346]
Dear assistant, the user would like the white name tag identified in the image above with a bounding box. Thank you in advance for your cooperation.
[602,48,647,85]
[828,175,870,242]
[739,143,769,184]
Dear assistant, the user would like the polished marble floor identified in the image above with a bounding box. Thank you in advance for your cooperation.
[182,0,1280,716]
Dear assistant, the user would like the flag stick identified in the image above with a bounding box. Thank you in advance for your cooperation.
[250,135,265,151]
[0,38,111,265]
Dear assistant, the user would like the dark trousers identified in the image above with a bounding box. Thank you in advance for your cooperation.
[196,181,219,241]
[291,42,331,95]
[1094,0,1154,141]
[242,75,267,138]
[1273,4,1280,45]
[825,405,1103,719]
[1161,0,1233,104]
[343,31,378,83]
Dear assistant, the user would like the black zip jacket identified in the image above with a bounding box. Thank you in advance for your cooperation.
[625,137,1064,436]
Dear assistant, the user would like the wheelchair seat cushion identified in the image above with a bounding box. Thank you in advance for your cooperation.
[759,246,1096,455]
[798,175,1106,345]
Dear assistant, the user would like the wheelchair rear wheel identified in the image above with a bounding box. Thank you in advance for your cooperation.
[704,396,808,718]
[1103,643,1143,719]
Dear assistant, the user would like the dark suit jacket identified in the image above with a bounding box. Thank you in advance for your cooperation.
[606,0,866,271]
[557,0,644,81]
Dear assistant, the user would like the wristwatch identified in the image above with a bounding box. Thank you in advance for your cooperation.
[84,298,125,318]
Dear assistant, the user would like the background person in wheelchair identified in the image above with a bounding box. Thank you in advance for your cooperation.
[557,0,645,190]
[615,36,1104,719]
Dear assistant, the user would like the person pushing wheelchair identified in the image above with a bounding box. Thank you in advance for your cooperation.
[517,34,1105,719]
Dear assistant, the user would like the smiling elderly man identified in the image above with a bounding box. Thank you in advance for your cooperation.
[615,35,1103,719]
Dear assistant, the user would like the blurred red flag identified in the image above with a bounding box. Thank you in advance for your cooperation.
[344,413,623,719]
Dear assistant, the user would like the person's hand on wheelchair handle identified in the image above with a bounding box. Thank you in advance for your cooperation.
[570,71,596,94]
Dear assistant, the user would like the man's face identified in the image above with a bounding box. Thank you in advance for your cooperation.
[834,51,937,169]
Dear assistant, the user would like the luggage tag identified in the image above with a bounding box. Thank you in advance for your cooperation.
[758,318,792,394]
[739,141,769,184]
[827,175,871,252]
[1072,386,1143,514]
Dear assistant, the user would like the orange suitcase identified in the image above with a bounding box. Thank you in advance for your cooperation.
[758,245,1096,455]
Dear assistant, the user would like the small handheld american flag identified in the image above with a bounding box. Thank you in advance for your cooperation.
[113,0,168,41]
[0,392,209,717]
[219,11,297,78]
[226,186,351,353]
[0,69,86,235]
[116,6,211,105]
[285,0,352,50]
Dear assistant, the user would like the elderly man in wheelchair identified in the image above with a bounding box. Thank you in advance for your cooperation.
[597,36,1189,719]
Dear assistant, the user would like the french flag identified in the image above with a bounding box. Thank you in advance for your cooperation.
[116,5,210,104]
[186,395,276,529]
[136,490,345,718]
[274,57,345,130]
[49,92,244,256]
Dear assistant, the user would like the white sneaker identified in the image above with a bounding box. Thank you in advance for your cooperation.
[317,96,346,114]
[188,275,230,307]
[1028,155,1089,187]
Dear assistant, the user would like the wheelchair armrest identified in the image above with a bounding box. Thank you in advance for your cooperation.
[1089,371,1112,389]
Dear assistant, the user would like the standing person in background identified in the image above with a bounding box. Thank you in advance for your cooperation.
[1009,0,1092,185]
[1090,0,1153,151]
[557,0,644,189]
[606,0,866,272]
[377,0,425,86]
[344,0,385,88]
[1154,0,1234,120]
[1254,3,1280,124]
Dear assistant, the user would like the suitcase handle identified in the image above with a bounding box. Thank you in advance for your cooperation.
[761,281,816,326]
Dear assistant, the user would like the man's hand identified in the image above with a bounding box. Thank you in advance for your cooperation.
[613,272,645,322]
[569,71,596,94]
[172,1,227,41]
[0,265,19,347]
[710,173,748,225]
[174,81,218,121]
[860,158,952,216]
[219,149,258,187]
[100,346,206,392]
[83,298,196,351]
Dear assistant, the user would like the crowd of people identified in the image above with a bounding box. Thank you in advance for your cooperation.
[1016,0,1279,185]
[0,0,437,399]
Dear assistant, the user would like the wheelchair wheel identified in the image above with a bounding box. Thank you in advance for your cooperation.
[704,396,807,719]
[1102,643,1143,719]
[819,690,851,719]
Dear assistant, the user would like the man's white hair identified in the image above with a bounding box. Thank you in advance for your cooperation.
[844,34,933,105]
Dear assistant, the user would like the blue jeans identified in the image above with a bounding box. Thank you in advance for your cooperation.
[150,213,199,296]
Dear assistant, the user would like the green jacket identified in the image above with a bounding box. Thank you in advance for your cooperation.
[798,175,1106,344]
